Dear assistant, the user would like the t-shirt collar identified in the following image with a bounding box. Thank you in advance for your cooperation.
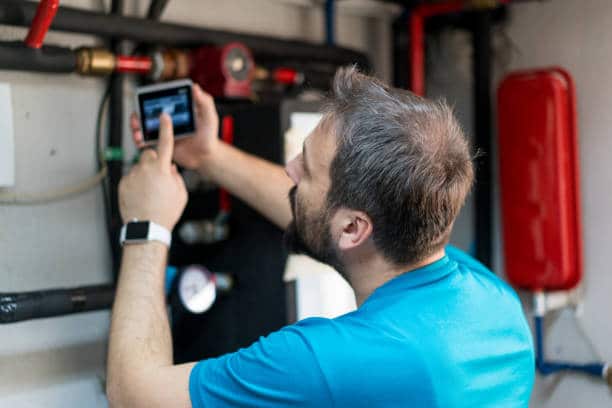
[363,254,456,304]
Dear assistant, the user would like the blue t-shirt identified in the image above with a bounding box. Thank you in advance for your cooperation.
[189,246,535,407]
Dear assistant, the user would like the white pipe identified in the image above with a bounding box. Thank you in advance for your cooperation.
[533,289,581,317]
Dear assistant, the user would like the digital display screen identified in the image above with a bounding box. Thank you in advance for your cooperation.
[125,221,149,240]
[138,84,195,142]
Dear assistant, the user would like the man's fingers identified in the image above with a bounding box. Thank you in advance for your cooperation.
[130,113,145,147]
[193,84,218,127]
[157,113,174,165]
[130,112,140,131]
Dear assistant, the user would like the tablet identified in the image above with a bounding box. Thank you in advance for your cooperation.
[136,79,195,145]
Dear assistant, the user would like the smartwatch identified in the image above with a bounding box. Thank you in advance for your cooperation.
[120,220,172,247]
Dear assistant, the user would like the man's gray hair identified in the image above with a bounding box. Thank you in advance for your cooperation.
[324,66,474,265]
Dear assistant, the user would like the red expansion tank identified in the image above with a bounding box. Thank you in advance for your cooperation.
[497,68,583,291]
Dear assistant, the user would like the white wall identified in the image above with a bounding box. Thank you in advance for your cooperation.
[0,1,395,406]
[503,1,612,405]
[428,1,612,405]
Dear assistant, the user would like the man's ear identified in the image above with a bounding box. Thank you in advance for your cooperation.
[333,208,373,251]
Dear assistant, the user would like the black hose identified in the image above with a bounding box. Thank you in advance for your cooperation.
[147,0,170,20]
[0,0,370,69]
[0,41,76,73]
[0,285,115,324]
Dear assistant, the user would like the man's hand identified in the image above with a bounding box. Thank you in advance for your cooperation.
[109,119,194,407]
[119,113,188,231]
[130,84,220,170]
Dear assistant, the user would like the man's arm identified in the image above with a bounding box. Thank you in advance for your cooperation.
[202,141,294,229]
[130,84,294,230]
[107,114,194,408]
[107,243,195,408]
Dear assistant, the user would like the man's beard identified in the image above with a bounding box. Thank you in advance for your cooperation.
[284,186,346,277]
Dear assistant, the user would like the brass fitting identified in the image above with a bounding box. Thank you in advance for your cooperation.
[76,48,116,76]
[605,364,612,387]
[158,49,191,81]
[253,66,269,81]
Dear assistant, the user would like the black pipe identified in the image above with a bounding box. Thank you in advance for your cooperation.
[0,285,115,324]
[0,0,370,69]
[147,0,170,20]
[108,0,124,280]
[325,0,335,46]
[472,11,493,268]
[0,41,76,72]
[391,9,409,89]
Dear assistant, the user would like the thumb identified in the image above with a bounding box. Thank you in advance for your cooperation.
[157,112,174,165]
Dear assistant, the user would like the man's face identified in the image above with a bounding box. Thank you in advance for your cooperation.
[284,117,345,273]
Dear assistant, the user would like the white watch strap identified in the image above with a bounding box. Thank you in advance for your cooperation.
[148,222,172,246]
[120,221,172,247]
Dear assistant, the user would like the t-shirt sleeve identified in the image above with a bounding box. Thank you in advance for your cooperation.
[189,319,333,408]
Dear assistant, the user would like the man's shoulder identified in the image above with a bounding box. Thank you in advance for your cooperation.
[446,245,521,300]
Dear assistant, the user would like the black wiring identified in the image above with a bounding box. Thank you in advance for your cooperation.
[95,83,119,274]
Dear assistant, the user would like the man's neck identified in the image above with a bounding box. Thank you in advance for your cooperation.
[347,248,446,307]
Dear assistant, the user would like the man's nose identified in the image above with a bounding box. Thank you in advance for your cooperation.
[285,154,303,184]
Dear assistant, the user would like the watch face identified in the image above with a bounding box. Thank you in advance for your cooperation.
[126,221,149,240]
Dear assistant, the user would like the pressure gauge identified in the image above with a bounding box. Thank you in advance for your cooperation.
[178,266,217,314]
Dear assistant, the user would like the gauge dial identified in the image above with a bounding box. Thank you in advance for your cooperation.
[178,266,216,314]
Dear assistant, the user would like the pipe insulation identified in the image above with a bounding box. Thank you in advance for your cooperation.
[108,0,124,280]
[0,41,76,72]
[0,285,115,324]
[0,0,370,69]
[147,0,170,20]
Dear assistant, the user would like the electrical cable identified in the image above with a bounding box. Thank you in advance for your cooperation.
[0,94,109,204]
[0,169,107,205]
[95,83,118,273]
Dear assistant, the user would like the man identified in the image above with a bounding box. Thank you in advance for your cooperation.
[107,67,534,407]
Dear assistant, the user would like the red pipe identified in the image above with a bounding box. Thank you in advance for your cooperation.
[219,116,235,213]
[273,67,304,85]
[408,0,517,96]
[115,55,153,74]
[24,0,60,49]
[409,1,464,96]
